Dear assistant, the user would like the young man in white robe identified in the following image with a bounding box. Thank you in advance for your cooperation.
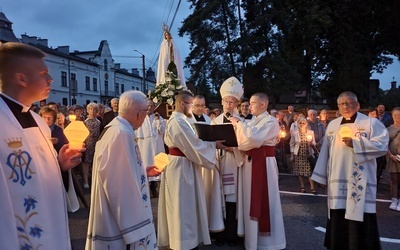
[0,42,83,250]
[312,91,389,249]
[186,95,219,232]
[86,91,161,250]
[211,76,245,246]
[158,90,226,250]
[231,92,286,250]
[136,99,165,198]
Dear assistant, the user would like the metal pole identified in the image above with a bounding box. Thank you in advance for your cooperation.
[142,54,146,93]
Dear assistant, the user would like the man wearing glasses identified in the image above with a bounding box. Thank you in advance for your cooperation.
[312,91,389,249]
[211,76,244,247]
[188,95,211,124]
[158,90,226,250]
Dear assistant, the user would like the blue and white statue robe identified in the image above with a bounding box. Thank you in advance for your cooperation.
[86,117,157,250]
[312,112,389,221]
[0,96,72,250]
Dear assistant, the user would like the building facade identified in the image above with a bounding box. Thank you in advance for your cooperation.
[0,11,156,107]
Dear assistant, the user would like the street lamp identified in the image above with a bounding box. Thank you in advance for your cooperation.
[134,50,146,93]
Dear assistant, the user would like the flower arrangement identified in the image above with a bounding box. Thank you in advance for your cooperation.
[148,61,183,105]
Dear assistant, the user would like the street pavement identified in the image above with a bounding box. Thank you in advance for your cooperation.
[69,170,399,250]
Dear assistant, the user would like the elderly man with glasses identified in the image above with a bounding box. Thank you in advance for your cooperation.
[210,76,244,247]
[312,91,389,249]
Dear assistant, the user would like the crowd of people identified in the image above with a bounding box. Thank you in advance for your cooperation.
[1,42,398,250]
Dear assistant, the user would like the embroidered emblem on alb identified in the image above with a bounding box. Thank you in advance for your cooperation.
[350,162,364,211]
[135,144,149,206]
[5,138,34,186]
[135,144,143,168]
[355,126,367,138]
[16,196,43,249]
[327,131,335,143]
[139,235,151,249]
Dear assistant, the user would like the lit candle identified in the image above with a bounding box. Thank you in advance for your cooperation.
[338,126,353,139]
[280,130,287,138]
[306,134,313,142]
[64,116,89,150]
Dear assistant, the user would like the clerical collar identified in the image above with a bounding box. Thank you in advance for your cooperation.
[0,93,38,128]
[193,113,206,122]
[0,93,31,112]
[223,114,231,123]
[341,113,357,124]
[240,113,253,120]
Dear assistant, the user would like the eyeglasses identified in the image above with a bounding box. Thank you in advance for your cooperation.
[223,99,238,106]
[194,104,205,108]
[337,102,357,107]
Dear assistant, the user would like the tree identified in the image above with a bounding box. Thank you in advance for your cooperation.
[178,0,400,107]
[179,0,240,97]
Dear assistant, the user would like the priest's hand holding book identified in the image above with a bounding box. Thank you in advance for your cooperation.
[216,140,230,150]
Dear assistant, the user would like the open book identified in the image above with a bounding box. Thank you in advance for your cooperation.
[193,123,238,147]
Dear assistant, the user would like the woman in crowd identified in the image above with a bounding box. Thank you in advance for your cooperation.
[368,108,378,118]
[290,117,318,194]
[387,107,400,211]
[319,109,331,128]
[290,112,304,134]
[82,103,101,189]
[56,112,68,129]
[39,107,68,152]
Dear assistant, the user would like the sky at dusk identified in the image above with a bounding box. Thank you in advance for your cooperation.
[1,0,399,90]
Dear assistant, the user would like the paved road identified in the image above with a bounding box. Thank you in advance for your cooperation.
[69,173,399,250]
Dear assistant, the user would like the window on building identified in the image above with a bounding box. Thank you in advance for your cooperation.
[105,81,109,95]
[121,84,125,93]
[71,73,76,81]
[61,71,67,87]
[115,83,119,95]
[93,78,98,91]
[104,59,108,71]
[62,98,68,106]
[136,87,139,90]
[85,76,90,90]
[86,100,90,105]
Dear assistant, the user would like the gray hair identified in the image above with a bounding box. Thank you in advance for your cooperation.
[308,109,317,115]
[86,102,98,112]
[118,91,147,116]
[337,91,358,103]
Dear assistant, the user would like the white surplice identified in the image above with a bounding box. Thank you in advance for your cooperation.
[236,111,286,250]
[158,112,217,249]
[188,114,224,232]
[0,96,72,250]
[86,117,157,250]
[312,112,389,221]
[136,114,165,181]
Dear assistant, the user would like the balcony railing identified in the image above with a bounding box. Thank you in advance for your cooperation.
[100,90,116,97]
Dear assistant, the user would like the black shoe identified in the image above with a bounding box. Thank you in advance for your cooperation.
[215,240,225,247]
[228,241,237,247]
